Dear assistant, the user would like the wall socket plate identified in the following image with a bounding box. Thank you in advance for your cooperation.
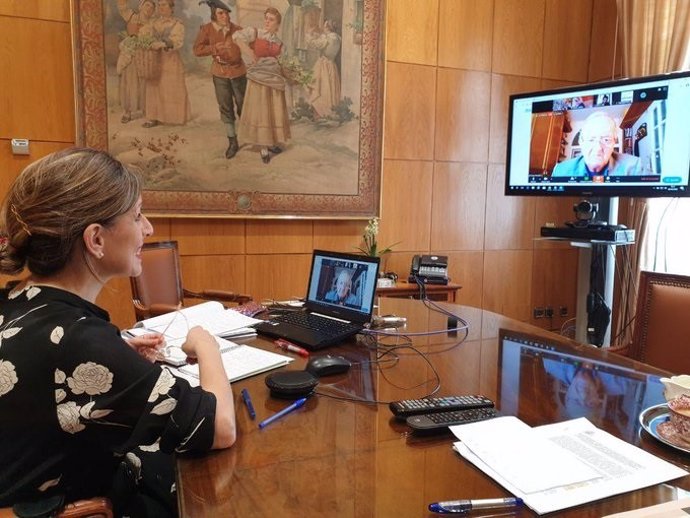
[11,138,30,155]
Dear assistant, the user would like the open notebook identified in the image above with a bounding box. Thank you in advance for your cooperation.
[124,301,292,380]
[174,336,292,385]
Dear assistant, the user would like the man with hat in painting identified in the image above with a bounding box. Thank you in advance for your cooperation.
[193,0,247,159]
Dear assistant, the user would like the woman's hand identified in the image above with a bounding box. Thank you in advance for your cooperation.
[181,326,218,364]
[125,333,165,363]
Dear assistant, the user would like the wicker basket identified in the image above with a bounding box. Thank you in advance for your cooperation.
[134,49,161,80]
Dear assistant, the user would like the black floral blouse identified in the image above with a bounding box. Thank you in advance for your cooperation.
[0,284,217,514]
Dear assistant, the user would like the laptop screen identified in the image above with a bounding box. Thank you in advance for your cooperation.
[306,250,380,321]
[497,329,665,442]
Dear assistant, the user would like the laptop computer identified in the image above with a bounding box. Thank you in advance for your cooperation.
[254,250,380,350]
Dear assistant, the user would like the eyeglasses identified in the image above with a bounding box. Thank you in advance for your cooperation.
[583,136,615,146]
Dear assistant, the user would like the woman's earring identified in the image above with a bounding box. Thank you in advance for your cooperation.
[98,252,104,259]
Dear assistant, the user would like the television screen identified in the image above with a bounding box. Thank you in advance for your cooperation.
[505,71,690,197]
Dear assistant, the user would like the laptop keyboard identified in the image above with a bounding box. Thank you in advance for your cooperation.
[280,311,359,334]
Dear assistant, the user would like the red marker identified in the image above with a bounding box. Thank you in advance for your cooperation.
[274,338,310,357]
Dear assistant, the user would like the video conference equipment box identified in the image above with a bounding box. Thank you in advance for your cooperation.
[540,226,635,243]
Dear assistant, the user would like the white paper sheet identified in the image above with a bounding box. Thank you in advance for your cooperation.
[452,417,688,515]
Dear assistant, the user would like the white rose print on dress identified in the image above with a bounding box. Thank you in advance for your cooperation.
[55,369,66,384]
[148,368,176,402]
[50,326,64,345]
[79,400,113,420]
[57,401,85,434]
[0,360,18,397]
[26,286,41,300]
[67,362,113,396]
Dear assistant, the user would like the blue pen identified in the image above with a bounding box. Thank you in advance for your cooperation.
[258,397,307,429]
[429,497,523,514]
[241,388,256,420]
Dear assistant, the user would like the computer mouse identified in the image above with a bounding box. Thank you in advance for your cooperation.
[305,355,352,377]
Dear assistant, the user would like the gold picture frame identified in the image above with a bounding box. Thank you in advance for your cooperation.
[71,0,385,218]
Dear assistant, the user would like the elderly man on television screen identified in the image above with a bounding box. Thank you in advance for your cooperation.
[552,111,645,178]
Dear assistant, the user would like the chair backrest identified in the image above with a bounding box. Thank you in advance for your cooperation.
[130,241,184,318]
[0,497,113,518]
[629,270,690,373]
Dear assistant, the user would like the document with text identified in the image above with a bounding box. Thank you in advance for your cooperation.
[452,416,688,515]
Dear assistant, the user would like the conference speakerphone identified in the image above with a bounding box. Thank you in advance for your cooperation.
[540,225,635,243]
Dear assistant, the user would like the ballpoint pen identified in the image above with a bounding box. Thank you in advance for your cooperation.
[241,388,256,420]
[258,397,307,429]
[274,338,310,358]
[428,497,523,514]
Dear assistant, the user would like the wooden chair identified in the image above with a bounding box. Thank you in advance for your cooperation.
[130,240,252,321]
[609,270,690,373]
[0,496,113,518]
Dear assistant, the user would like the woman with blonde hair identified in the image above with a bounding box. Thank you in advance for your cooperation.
[0,148,235,517]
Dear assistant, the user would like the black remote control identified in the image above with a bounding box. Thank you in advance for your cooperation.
[389,395,494,420]
[406,407,500,434]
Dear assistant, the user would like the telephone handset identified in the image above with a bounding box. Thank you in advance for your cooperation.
[409,255,449,285]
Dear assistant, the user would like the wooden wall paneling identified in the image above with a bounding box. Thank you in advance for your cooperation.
[588,0,622,82]
[0,141,72,196]
[434,69,491,162]
[97,277,137,329]
[379,160,433,252]
[530,248,579,332]
[489,73,542,164]
[431,162,486,251]
[0,17,75,141]
[313,220,364,254]
[245,254,313,302]
[245,220,313,254]
[483,250,533,321]
[383,62,436,160]
[171,218,245,255]
[542,0,593,82]
[484,164,536,250]
[383,251,417,281]
[146,218,172,244]
[438,0,494,71]
[386,0,439,66]
[180,255,247,298]
[0,1,69,21]
[541,78,580,91]
[445,250,484,308]
[491,0,545,78]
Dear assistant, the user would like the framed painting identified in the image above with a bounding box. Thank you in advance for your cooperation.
[71,0,385,218]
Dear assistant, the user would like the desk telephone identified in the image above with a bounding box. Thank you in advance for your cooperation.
[409,255,449,285]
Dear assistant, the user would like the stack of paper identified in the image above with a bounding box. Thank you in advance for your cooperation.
[451,416,688,515]
[124,301,293,381]
[128,301,262,343]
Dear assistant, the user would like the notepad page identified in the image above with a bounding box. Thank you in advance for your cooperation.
[177,338,292,384]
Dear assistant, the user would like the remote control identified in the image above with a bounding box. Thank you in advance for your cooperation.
[406,407,500,434]
[389,395,494,420]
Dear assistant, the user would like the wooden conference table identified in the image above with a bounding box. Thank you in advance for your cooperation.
[176,298,690,517]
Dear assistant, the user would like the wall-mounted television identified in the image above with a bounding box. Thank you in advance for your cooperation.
[505,70,690,198]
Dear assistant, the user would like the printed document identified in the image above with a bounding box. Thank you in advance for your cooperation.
[452,416,688,515]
